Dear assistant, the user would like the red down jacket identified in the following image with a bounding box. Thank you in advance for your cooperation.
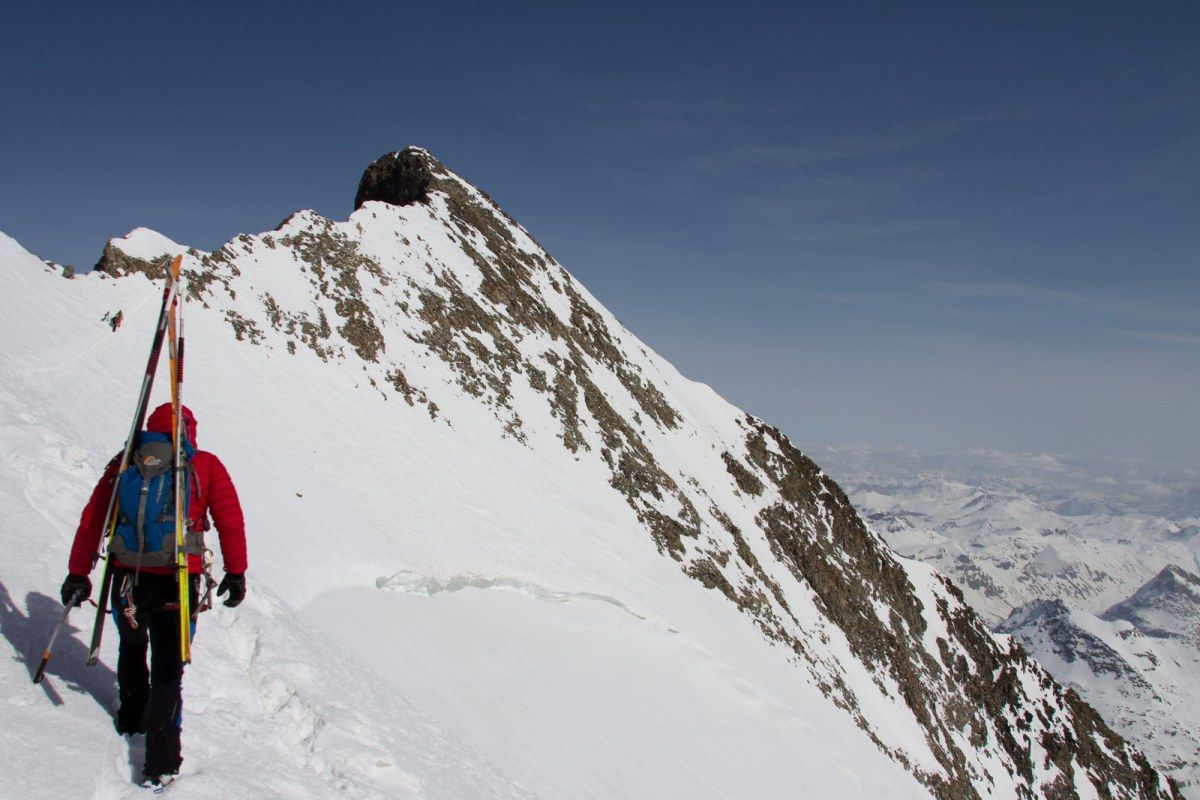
[69,403,248,577]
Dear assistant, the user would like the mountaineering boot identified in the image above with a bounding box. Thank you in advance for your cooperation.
[140,772,178,793]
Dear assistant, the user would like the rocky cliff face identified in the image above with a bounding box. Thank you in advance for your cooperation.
[92,147,1177,799]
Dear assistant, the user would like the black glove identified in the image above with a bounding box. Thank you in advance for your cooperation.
[217,573,246,608]
[60,574,91,607]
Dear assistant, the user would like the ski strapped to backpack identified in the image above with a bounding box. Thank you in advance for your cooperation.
[87,260,181,667]
[87,254,208,668]
[167,263,193,664]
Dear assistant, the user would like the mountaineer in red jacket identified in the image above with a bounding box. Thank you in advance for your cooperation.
[61,403,247,788]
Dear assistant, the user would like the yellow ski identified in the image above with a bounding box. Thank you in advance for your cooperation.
[166,254,192,664]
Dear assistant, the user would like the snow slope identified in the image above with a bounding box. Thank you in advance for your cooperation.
[0,148,1178,799]
[0,234,537,799]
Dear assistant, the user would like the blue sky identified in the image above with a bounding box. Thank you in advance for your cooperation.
[2,2,1197,458]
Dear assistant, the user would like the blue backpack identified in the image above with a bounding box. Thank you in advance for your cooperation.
[109,431,203,568]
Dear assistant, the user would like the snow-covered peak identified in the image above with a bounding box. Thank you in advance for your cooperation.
[0,147,1181,799]
[1132,565,1200,605]
[1104,565,1200,644]
[93,226,197,280]
[1001,585,1200,797]
[1000,597,1073,629]
[109,227,188,261]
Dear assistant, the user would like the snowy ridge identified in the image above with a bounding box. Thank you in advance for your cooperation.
[107,228,188,262]
[1105,566,1200,646]
[0,148,1179,799]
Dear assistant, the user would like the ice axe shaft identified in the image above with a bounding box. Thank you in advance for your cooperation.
[33,592,81,684]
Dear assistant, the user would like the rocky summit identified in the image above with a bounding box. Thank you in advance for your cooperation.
[355,149,437,210]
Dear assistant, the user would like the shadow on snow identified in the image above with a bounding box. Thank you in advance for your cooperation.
[0,578,117,712]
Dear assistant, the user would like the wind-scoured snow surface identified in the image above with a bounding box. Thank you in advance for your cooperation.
[0,149,1177,799]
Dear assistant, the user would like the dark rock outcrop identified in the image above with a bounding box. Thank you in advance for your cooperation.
[93,242,171,280]
[354,148,436,210]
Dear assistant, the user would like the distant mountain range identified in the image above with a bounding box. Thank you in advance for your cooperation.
[818,446,1200,625]
[819,446,1200,796]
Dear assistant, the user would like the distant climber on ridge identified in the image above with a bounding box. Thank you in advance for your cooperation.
[60,403,247,790]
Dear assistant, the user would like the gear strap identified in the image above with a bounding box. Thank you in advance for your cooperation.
[194,548,218,619]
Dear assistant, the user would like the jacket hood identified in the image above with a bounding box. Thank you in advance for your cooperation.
[146,403,197,444]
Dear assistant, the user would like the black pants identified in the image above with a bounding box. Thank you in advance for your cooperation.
[111,570,199,777]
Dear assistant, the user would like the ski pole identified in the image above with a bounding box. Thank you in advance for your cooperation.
[33,591,82,684]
